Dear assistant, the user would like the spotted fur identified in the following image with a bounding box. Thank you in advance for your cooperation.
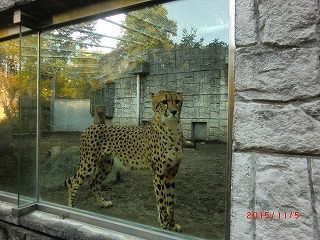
[66,91,184,232]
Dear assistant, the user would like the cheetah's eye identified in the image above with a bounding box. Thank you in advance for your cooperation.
[162,100,168,104]
[175,100,181,104]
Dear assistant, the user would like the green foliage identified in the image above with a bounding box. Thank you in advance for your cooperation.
[50,21,99,52]
[97,5,178,86]
[0,40,21,126]
[0,21,103,127]
[207,38,228,48]
[41,21,102,99]
[117,5,177,58]
[177,28,204,49]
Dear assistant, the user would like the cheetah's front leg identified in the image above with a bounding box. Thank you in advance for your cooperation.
[153,167,181,232]
[164,164,181,232]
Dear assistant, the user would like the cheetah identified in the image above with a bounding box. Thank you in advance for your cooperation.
[66,91,184,232]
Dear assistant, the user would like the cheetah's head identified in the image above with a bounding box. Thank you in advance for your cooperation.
[151,91,183,122]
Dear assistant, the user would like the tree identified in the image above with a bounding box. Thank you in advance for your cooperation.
[0,21,104,127]
[98,5,177,85]
[41,21,103,99]
[0,72,19,126]
[0,40,21,126]
[116,5,177,58]
[177,28,204,49]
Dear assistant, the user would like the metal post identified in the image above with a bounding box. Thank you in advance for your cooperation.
[36,31,41,202]
[136,73,141,126]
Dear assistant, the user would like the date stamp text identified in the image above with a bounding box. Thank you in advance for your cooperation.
[246,211,300,220]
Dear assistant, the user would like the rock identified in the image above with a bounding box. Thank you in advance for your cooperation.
[235,48,320,102]
[48,146,62,157]
[259,1,318,45]
[311,159,320,227]
[235,0,257,46]
[184,140,197,149]
[41,146,80,190]
[40,146,118,190]
[233,102,320,154]
[230,153,255,239]
[299,100,320,121]
[255,155,313,239]
[231,152,314,239]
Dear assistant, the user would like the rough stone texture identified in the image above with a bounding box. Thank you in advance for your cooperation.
[231,153,316,239]
[48,146,62,157]
[259,0,319,46]
[0,202,16,224]
[233,102,320,154]
[300,101,320,121]
[311,158,320,238]
[255,155,313,240]
[230,153,254,239]
[0,210,144,240]
[235,0,257,46]
[40,146,79,190]
[235,48,320,102]
[0,220,59,240]
[19,211,143,240]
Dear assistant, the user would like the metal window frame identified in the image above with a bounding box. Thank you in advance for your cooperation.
[0,193,195,240]
[0,0,172,41]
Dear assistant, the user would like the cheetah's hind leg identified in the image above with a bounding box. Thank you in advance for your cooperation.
[90,154,113,207]
[66,170,90,208]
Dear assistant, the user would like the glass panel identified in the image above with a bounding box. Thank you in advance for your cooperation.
[0,31,38,204]
[39,0,229,239]
[18,32,38,205]
[0,38,20,195]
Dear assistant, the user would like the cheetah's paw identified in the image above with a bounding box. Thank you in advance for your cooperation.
[96,200,113,208]
[168,223,181,232]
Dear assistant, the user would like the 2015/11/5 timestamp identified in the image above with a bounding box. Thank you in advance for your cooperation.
[246,211,300,220]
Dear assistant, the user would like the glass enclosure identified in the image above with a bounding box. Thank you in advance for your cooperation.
[0,32,38,203]
[0,0,229,239]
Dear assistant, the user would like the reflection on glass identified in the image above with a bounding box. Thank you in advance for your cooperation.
[38,0,228,239]
[0,39,20,195]
[18,34,38,205]
[0,33,38,203]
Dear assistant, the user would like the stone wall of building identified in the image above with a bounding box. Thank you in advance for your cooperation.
[231,1,320,239]
[102,45,228,142]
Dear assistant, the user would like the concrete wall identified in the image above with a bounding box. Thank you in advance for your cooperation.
[231,1,320,239]
[102,45,228,142]
[53,99,93,132]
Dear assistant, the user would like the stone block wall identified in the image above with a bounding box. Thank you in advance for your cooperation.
[103,45,228,142]
[231,0,320,239]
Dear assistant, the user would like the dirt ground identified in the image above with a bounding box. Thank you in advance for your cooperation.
[0,132,228,240]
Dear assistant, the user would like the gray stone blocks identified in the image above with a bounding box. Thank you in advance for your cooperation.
[231,153,316,239]
[109,45,228,141]
[235,0,257,46]
[233,0,320,239]
[259,1,318,46]
[235,48,320,102]
[233,102,320,155]
[236,0,319,46]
